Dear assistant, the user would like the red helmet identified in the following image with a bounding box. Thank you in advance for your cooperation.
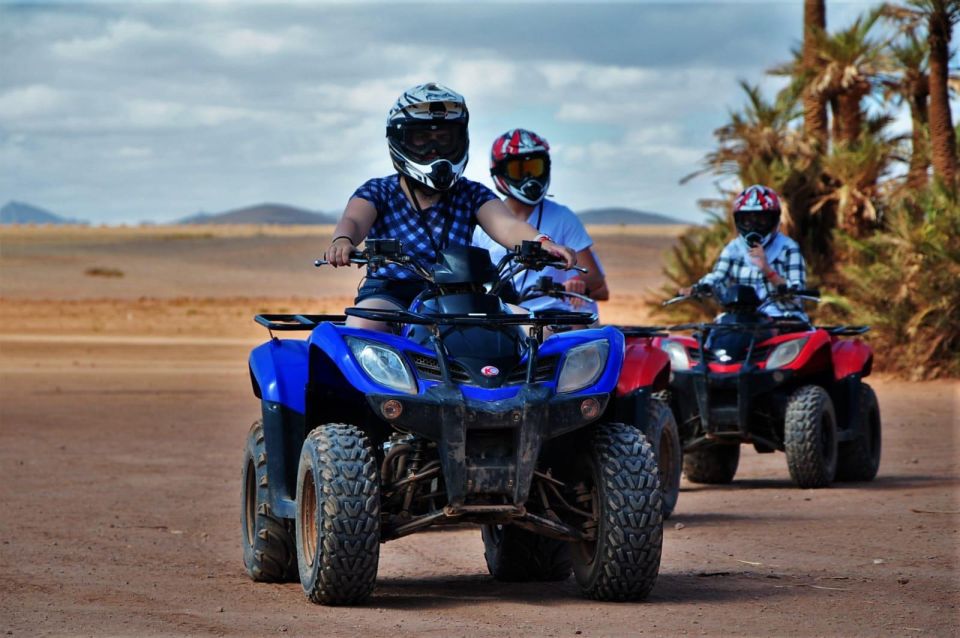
[732,184,781,246]
[489,128,551,205]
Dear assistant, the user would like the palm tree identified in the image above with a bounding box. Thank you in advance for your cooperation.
[813,115,907,236]
[882,30,931,190]
[803,0,829,149]
[920,0,959,188]
[807,8,889,146]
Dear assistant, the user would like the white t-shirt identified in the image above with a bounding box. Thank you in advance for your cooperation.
[472,198,603,313]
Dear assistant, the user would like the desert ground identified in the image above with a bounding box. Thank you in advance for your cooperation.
[0,225,957,637]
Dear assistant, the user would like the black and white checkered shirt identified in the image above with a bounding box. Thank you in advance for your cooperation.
[352,174,498,280]
[698,235,808,318]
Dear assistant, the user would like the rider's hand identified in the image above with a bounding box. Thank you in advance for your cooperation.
[325,236,355,267]
[542,241,577,269]
[679,286,693,297]
[748,245,771,273]
[564,277,587,308]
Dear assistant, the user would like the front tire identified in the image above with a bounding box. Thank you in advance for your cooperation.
[296,424,380,605]
[481,524,571,582]
[241,420,298,582]
[784,385,838,488]
[835,383,881,482]
[644,399,682,518]
[682,443,740,484]
[570,423,662,602]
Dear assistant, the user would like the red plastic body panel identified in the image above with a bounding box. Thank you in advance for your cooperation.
[617,336,670,395]
[656,329,836,376]
[831,338,873,380]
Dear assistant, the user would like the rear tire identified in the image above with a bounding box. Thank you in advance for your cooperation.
[241,420,298,583]
[481,524,571,582]
[784,385,838,488]
[644,399,682,518]
[836,384,881,482]
[571,423,662,602]
[296,424,380,605]
[682,443,740,484]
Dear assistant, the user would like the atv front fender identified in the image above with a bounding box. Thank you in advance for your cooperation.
[832,339,873,380]
[249,339,309,413]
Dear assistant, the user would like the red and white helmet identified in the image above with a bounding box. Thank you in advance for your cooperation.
[489,128,551,205]
[386,83,469,192]
[732,184,781,246]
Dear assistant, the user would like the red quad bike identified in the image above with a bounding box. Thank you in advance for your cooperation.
[519,276,681,518]
[656,284,881,489]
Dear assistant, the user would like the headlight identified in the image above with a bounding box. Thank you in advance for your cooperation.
[766,337,808,369]
[557,340,610,393]
[660,340,691,371]
[346,338,417,394]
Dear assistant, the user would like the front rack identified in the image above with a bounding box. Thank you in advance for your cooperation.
[255,314,347,331]
[667,321,869,335]
[344,307,597,327]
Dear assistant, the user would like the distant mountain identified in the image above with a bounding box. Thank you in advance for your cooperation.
[577,207,684,225]
[176,203,337,225]
[1,200,87,225]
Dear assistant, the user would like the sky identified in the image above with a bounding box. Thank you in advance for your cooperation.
[0,0,922,224]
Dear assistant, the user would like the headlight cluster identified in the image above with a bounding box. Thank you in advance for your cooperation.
[346,337,417,394]
[558,340,610,393]
[765,337,808,369]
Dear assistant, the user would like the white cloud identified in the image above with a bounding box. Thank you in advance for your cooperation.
[209,28,290,57]
[51,19,163,58]
[0,85,64,118]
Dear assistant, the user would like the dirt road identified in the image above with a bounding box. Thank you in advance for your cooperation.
[0,226,957,636]
[1,336,956,637]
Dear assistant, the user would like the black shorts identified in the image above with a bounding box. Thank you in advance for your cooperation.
[354,278,428,309]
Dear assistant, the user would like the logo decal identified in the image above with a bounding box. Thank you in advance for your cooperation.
[481,365,500,377]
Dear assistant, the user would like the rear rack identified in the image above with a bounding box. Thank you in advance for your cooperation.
[254,314,347,331]
[610,325,668,338]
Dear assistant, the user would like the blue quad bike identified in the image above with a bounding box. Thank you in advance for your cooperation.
[241,239,673,605]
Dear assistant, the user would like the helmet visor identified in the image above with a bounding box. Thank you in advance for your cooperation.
[505,157,547,181]
[735,210,777,236]
[398,122,465,163]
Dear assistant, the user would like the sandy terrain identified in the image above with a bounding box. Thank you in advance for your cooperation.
[0,225,957,637]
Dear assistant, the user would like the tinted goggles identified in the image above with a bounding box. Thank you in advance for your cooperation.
[735,210,776,232]
[400,123,463,159]
[504,157,547,181]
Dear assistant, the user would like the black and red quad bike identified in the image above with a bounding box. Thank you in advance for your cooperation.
[655,284,881,489]
[518,276,682,518]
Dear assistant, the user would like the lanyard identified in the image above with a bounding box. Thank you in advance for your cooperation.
[403,176,454,257]
[517,201,545,296]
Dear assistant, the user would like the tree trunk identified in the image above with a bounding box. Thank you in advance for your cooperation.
[836,88,866,146]
[907,77,930,191]
[803,0,829,149]
[928,1,957,188]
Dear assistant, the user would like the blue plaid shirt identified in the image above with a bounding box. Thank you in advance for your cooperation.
[698,235,808,318]
[352,174,498,280]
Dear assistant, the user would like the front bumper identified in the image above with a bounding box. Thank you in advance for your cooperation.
[672,367,795,449]
[367,385,609,507]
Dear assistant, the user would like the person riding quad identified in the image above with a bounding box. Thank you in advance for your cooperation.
[679,184,808,320]
[324,84,577,330]
[472,128,608,315]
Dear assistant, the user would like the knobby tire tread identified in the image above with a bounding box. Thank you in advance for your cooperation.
[242,420,298,583]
